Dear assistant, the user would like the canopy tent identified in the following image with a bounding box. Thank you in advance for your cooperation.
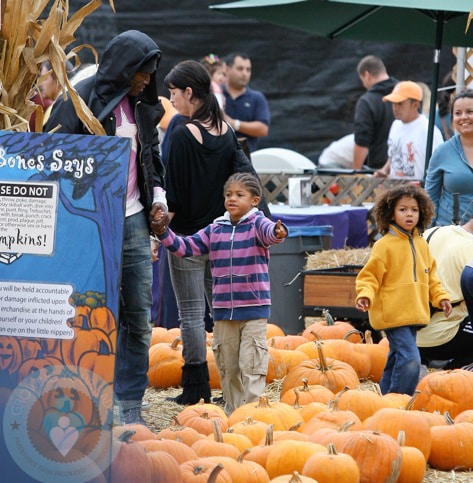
[210,0,473,174]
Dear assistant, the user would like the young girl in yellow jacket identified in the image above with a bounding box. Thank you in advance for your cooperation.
[356,184,452,395]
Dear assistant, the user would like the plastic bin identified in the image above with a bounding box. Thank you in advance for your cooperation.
[268,225,333,335]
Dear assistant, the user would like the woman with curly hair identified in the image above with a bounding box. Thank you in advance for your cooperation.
[355,184,452,395]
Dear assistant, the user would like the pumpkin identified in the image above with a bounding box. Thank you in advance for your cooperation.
[302,442,361,483]
[16,350,62,389]
[266,323,285,339]
[454,409,473,424]
[243,424,278,469]
[228,396,304,432]
[180,459,233,482]
[269,473,318,483]
[268,335,310,350]
[396,430,426,483]
[176,400,228,435]
[362,330,388,382]
[205,453,270,482]
[336,430,402,483]
[362,391,432,460]
[302,390,363,435]
[150,327,175,346]
[279,378,334,406]
[281,342,359,397]
[267,347,309,383]
[302,310,361,343]
[337,386,386,421]
[206,344,221,389]
[147,337,184,389]
[113,423,156,442]
[139,438,198,464]
[413,369,473,418]
[206,419,253,452]
[192,420,247,459]
[229,417,271,446]
[265,439,326,478]
[156,417,205,446]
[319,338,371,379]
[429,420,473,471]
[110,429,153,483]
[146,450,183,483]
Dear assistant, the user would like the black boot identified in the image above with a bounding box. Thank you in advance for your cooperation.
[168,362,211,405]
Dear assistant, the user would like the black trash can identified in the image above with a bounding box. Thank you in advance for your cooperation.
[268,225,333,335]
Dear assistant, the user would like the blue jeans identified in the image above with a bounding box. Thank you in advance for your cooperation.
[115,211,153,410]
[380,326,421,395]
[168,252,212,364]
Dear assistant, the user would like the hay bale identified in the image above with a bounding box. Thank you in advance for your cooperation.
[305,247,371,270]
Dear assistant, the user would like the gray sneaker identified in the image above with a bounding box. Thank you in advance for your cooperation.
[141,401,151,411]
[121,407,147,426]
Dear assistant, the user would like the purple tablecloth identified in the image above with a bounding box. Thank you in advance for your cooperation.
[269,204,369,249]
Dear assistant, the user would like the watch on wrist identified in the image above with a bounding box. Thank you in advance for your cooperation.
[234,119,241,131]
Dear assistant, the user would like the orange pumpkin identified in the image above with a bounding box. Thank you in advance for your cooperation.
[280,342,359,397]
[429,421,473,471]
[302,442,360,483]
[266,323,285,339]
[413,369,473,418]
[302,310,361,343]
[279,378,334,406]
[139,438,198,464]
[362,391,432,460]
[228,396,304,432]
[336,386,387,422]
[147,337,184,389]
[205,454,270,483]
[268,335,310,351]
[156,417,205,446]
[179,460,232,482]
[397,430,426,483]
[176,400,228,435]
[110,429,153,483]
[146,450,183,483]
[336,430,402,483]
[265,440,326,478]
[269,473,317,483]
[229,417,270,446]
[266,347,309,383]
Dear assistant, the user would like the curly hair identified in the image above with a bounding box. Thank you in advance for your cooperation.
[373,184,435,235]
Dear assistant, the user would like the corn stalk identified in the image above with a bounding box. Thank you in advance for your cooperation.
[0,0,115,134]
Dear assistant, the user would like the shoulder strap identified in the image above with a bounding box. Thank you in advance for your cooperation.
[426,226,440,243]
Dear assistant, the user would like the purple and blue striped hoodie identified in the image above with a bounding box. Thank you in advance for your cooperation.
[158,208,286,321]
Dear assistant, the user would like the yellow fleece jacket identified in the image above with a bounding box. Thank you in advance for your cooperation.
[355,224,450,331]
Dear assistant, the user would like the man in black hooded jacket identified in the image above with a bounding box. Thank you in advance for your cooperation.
[45,30,167,426]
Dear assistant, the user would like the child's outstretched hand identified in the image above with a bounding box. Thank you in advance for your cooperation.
[440,299,452,318]
[150,208,168,236]
[356,297,370,312]
[275,220,288,239]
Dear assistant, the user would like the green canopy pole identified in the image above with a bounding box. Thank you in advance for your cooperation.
[425,12,444,180]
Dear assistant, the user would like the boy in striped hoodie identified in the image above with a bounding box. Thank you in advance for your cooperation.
[155,172,287,414]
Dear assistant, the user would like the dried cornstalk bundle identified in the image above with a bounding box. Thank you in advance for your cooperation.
[0,0,115,133]
[305,247,371,270]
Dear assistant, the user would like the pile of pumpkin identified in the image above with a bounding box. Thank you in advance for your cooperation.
[111,315,473,482]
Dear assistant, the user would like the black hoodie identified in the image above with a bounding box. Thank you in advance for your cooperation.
[354,76,398,170]
[45,30,166,214]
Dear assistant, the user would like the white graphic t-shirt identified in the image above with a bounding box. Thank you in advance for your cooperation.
[388,114,443,180]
